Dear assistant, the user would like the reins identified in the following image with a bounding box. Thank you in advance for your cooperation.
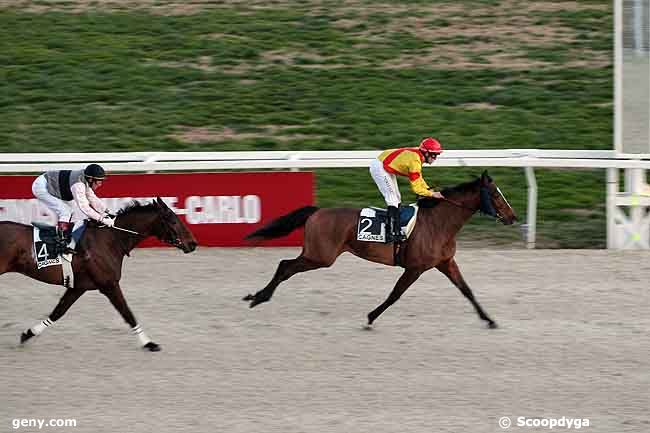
[99,221,143,236]
[442,194,502,220]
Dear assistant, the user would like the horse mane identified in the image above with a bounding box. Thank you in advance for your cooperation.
[116,200,158,217]
[417,177,481,208]
[88,201,161,256]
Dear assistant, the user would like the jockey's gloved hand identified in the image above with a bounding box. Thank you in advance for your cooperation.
[101,216,115,227]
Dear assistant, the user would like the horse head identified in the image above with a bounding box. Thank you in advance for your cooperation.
[150,197,198,253]
[479,171,517,225]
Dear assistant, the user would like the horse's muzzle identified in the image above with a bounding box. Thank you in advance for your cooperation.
[496,211,517,225]
[502,214,517,225]
[183,241,198,253]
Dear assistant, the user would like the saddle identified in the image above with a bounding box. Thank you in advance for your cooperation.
[32,222,59,242]
[356,205,419,243]
[32,222,86,255]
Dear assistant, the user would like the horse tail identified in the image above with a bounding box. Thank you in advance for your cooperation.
[245,206,319,241]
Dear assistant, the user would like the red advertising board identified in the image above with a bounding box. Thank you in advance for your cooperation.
[0,172,314,247]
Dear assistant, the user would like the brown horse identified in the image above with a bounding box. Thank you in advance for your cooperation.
[0,197,197,351]
[244,171,517,328]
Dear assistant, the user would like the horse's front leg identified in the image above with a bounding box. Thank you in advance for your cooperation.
[436,258,497,328]
[21,287,86,344]
[100,283,160,352]
[367,268,423,326]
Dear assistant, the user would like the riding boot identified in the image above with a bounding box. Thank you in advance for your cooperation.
[388,205,404,244]
[56,221,73,254]
[385,208,394,243]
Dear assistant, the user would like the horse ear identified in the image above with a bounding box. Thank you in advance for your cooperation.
[156,197,165,207]
[481,170,491,184]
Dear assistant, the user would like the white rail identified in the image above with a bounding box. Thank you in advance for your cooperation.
[2,149,650,172]
[3,150,650,249]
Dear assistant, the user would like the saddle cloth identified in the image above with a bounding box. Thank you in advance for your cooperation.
[32,222,86,288]
[356,204,419,243]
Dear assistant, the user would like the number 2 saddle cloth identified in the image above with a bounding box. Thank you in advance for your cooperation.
[356,205,419,243]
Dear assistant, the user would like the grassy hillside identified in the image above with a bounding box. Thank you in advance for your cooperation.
[0,1,613,247]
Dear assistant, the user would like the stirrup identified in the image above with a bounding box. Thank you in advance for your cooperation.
[55,235,72,255]
[62,245,76,255]
[393,220,404,243]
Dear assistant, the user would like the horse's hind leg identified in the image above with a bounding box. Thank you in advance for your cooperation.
[21,287,86,344]
[367,268,423,326]
[100,283,160,352]
[436,258,497,328]
[244,255,323,308]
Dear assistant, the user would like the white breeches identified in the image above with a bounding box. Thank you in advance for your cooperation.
[31,174,83,223]
[369,159,401,207]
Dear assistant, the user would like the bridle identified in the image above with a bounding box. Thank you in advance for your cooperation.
[157,214,185,249]
[442,186,504,221]
[102,212,184,249]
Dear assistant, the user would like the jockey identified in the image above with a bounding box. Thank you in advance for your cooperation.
[31,164,115,250]
[369,137,444,243]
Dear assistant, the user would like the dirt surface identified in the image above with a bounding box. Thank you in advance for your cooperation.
[1,248,649,433]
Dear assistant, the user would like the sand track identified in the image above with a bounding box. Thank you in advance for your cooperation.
[1,248,648,432]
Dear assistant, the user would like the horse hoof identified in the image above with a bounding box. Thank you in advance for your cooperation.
[20,329,35,344]
[247,293,271,308]
[242,294,254,301]
[487,321,498,329]
[249,298,266,308]
[143,342,161,352]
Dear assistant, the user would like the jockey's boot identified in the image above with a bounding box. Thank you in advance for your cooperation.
[56,221,73,255]
[384,208,394,243]
[387,205,405,243]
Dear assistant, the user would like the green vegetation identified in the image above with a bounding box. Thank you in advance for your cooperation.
[0,1,613,247]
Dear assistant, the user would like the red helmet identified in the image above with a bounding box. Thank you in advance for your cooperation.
[419,137,443,154]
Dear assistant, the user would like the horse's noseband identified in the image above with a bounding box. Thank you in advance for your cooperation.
[159,217,185,249]
[479,187,500,219]
[167,237,183,248]
[162,227,182,248]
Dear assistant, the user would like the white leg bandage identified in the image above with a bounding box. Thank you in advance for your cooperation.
[130,324,152,346]
[30,318,54,336]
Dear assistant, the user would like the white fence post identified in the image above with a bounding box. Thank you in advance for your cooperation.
[607,167,619,248]
[524,167,537,249]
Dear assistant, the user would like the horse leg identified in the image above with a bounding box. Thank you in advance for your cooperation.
[243,255,322,308]
[99,284,160,351]
[367,268,423,326]
[21,287,86,344]
[436,258,497,328]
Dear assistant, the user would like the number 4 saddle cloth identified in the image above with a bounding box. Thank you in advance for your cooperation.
[356,205,419,243]
[31,223,85,289]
